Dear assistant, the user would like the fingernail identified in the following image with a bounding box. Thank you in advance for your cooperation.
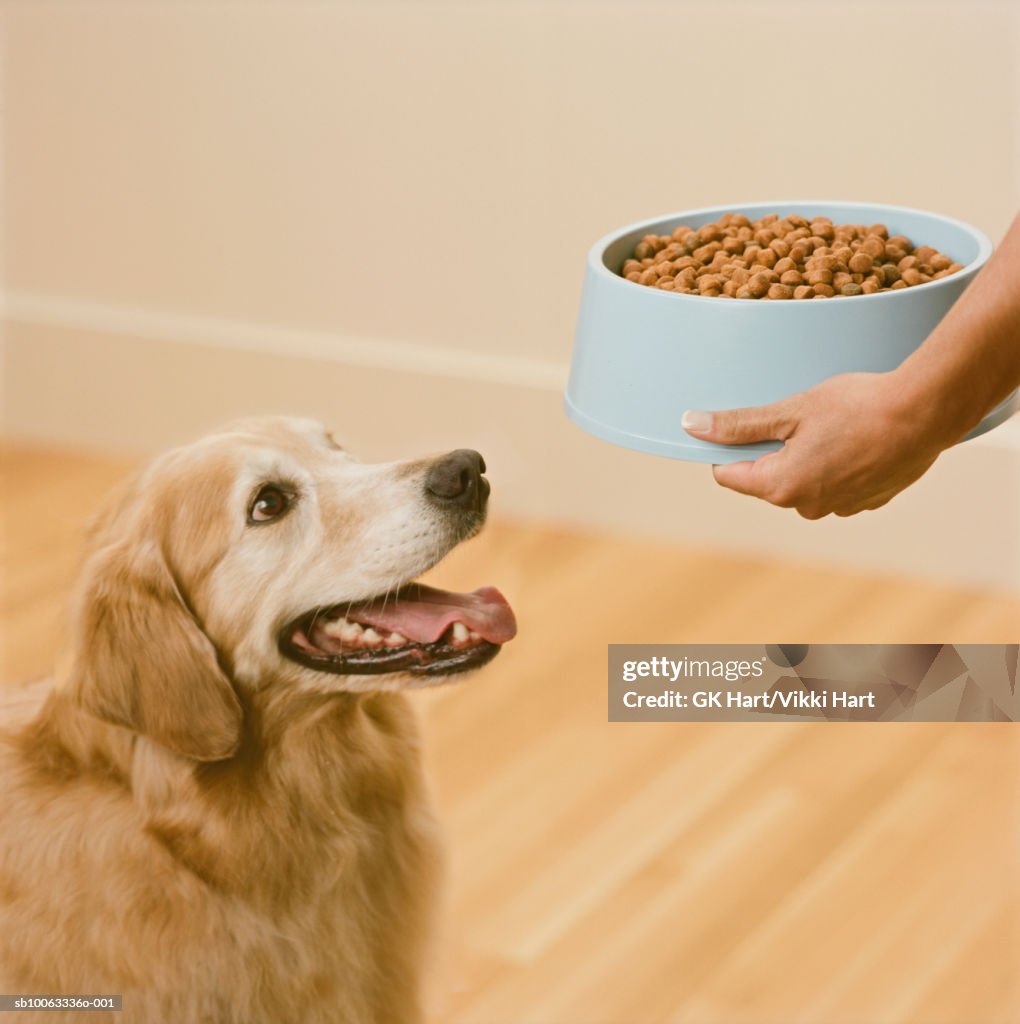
[681,410,713,434]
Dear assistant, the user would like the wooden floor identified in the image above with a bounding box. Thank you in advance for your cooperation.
[2,443,1018,1023]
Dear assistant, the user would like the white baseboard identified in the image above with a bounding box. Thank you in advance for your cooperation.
[3,294,1018,594]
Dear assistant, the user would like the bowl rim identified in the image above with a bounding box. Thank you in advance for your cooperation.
[588,199,994,307]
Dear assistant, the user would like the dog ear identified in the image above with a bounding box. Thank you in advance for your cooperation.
[72,537,243,762]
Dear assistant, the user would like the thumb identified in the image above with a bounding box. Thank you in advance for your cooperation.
[681,397,800,445]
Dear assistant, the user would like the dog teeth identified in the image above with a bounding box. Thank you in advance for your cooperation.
[451,622,470,646]
[319,617,410,650]
[323,617,365,642]
[468,630,481,641]
[361,628,384,648]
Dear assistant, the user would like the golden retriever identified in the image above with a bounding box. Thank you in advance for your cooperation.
[0,416,516,1024]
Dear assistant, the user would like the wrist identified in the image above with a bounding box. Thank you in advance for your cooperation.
[889,346,982,453]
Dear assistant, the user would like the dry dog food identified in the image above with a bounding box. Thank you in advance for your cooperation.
[620,212,964,299]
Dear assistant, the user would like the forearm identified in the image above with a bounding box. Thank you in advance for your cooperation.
[896,212,1020,447]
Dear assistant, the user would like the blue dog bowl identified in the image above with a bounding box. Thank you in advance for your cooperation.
[565,200,1017,463]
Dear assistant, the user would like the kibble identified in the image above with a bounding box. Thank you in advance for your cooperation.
[619,212,963,299]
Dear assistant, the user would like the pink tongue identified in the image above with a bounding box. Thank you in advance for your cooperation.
[347,584,516,645]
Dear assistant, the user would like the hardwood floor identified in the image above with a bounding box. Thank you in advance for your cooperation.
[2,443,1018,1023]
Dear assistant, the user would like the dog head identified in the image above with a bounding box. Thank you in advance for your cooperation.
[69,416,516,761]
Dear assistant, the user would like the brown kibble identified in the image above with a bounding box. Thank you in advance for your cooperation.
[756,248,778,268]
[747,272,771,298]
[848,252,873,274]
[861,236,886,259]
[622,211,957,299]
[710,251,730,272]
[768,283,795,300]
[810,219,835,241]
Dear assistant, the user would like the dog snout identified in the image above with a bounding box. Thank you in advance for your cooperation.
[424,450,489,513]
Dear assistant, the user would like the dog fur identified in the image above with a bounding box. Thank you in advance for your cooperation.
[0,417,499,1023]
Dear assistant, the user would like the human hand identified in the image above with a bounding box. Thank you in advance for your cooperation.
[681,370,954,519]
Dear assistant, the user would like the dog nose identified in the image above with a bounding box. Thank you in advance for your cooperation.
[425,450,489,512]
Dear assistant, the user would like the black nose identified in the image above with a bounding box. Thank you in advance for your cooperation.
[425,450,489,512]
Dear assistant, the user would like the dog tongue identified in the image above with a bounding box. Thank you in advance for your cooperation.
[347,584,517,644]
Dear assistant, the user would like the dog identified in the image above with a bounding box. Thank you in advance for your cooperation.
[0,416,516,1024]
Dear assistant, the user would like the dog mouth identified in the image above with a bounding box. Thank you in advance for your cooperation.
[280,584,517,677]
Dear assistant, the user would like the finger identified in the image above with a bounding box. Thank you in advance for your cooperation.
[682,396,800,446]
[834,489,900,517]
[712,451,788,501]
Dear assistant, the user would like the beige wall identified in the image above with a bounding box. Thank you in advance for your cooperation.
[3,1,1019,591]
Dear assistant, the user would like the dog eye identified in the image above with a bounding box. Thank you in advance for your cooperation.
[249,485,293,524]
